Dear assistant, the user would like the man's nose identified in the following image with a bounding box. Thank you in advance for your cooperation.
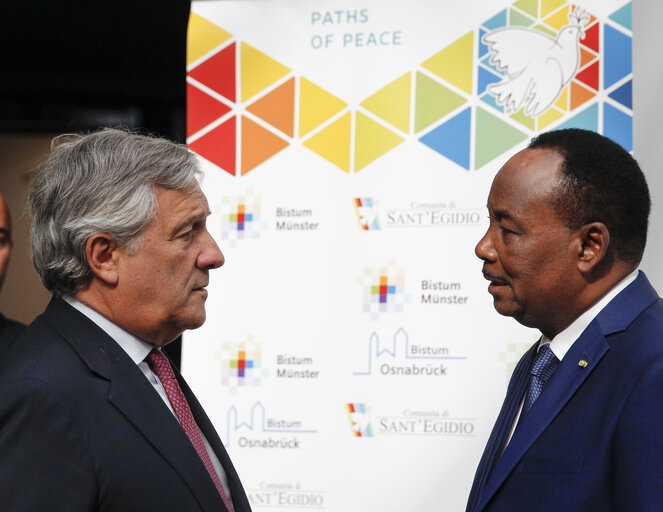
[475,230,496,262]
[199,230,225,269]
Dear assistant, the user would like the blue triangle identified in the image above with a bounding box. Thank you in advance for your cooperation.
[604,103,633,152]
[556,103,598,132]
[604,25,632,89]
[479,29,489,59]
[478,66,502,95]
[609,2,632,31]
[483,9,507,30]
[480,92,504,113]
[419,107,472,170]
[608,80,632,110]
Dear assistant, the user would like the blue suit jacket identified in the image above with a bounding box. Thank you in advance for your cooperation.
[0,296,251,511]
[466,272,663,512]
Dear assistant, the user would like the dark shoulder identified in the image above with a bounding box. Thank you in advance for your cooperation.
[0,314,26,358]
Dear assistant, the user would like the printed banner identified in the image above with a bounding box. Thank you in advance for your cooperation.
[183,1,633,510]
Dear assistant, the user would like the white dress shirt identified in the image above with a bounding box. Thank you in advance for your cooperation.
[504,269,639,446]
[63,295,234,510]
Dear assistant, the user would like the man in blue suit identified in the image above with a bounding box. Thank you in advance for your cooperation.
[466,128,663,511]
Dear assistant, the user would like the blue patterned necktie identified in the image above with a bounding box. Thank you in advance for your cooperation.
[522,343,559,414]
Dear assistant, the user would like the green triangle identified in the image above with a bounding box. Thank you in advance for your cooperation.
[415,72,467,133]
[509,8,535,27]
[513,0,538,18]
[360,72,411,133]
[475,108,528,168]
[511,109,535,130]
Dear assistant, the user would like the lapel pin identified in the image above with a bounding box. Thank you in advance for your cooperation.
[578,360,588,368]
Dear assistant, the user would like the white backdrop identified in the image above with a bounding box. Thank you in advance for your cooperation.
[182,1,633,510]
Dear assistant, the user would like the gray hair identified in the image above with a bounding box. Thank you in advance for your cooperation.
[28,128,202,295]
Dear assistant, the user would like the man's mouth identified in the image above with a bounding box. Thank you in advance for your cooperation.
[482,271,508,291]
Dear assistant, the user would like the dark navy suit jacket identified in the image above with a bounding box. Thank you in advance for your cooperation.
[0,296,251,512]
[466,272,663,512]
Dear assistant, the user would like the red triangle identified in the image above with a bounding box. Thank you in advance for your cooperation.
[189,116,236,176]
[581,22,599,53]
[188,42,236,103]
[575,61,599,91]
[186,83,231,137]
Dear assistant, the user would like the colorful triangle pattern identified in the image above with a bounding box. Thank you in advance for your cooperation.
[187,0,633,173]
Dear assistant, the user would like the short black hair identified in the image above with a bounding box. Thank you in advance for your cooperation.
[528,128,650,265]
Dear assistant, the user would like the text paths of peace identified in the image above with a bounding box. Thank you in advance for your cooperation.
[310,9,402,49]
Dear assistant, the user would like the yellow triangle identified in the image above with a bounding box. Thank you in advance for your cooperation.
[299,77,348,137]
[541,0,567,18]
[355,113,404,172]
[303,112,351,173]
[537,107,565,129]
[554,86,569,111]
[360,73,411,133]
[187,12,232,66]
[544,5,571,31]
[240,42,291,102]
[421,31,474,95]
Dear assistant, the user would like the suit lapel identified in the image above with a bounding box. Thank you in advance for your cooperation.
[42,297,227,512]
[475,272,659,511]
[476,324,609,511]
[178,371,252,512]
[466,345,534,512]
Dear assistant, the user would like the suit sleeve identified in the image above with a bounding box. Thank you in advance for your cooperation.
[613,359,663,510]
[0,377,98,510]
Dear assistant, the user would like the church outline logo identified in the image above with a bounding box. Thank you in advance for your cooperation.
[353,327,467,376]
[226,402,317,446]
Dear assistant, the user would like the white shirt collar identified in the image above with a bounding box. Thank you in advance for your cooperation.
[541,269,639,361]
[62,295,153,364]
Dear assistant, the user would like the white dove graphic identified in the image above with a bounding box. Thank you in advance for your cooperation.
[483,7,591,117]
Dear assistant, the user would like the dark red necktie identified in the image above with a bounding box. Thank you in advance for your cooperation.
[147,348,233,511]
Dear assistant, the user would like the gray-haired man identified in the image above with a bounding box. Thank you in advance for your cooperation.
[0,129,251,512]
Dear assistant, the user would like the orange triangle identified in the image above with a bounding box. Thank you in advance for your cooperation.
[579,47,596,68]
[241,116,289,175]
[246,77,295,137]
[570,81,595,110]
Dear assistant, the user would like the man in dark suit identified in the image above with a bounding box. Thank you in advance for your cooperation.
[466,128,663,511]
[0,191,25,357]
[0,129,251,511]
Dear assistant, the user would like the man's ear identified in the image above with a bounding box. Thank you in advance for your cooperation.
[577,222,610,273]
[85,234,119,286]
